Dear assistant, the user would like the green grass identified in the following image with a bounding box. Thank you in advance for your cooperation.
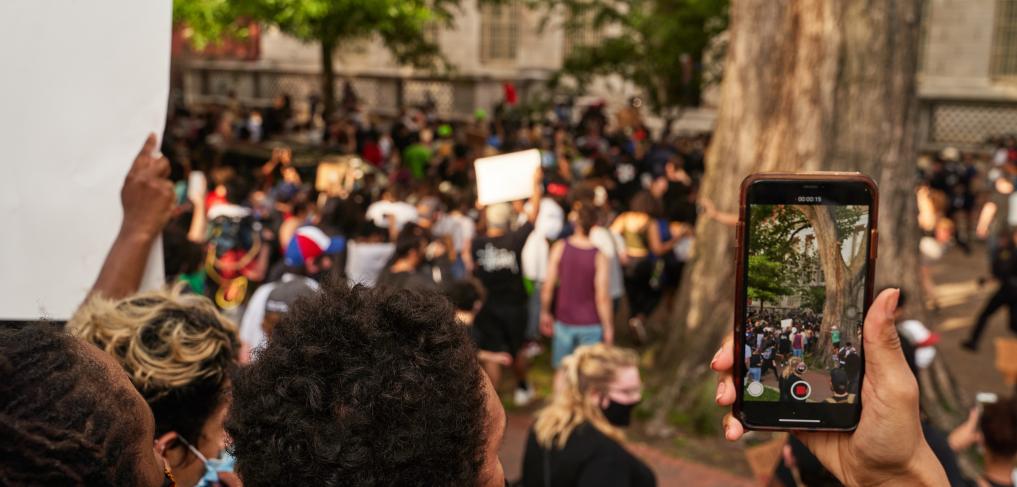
[744,384,780,402]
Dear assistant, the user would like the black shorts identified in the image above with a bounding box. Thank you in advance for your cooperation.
[473,301,528,356]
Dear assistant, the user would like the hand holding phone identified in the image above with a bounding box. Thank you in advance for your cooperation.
[733,173,877,430]
[714,289,949,486]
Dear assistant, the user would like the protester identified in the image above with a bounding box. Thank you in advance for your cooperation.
[612,192,661,338]
[520,344,654,487]
[541,205,614,368]
[470,168,543,405]
[444,278,514,371]
[68,286,240,487]
[226,284,507,486]
[238,225,339,356]
[0,325,174,486]
[949,397,1017,487]
[964,227,1017,351]
[376,223,440,291]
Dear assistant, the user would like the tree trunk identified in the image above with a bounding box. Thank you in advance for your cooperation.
[797,204,850,367]
[646,0,961,430]
[321,37,337,120]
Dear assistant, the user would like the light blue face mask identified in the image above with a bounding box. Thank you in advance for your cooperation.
[178,436,236,487]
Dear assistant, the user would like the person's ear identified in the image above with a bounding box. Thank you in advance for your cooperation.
[154,431,179,459]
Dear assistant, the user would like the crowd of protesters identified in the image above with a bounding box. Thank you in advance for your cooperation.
[2,88,1017,487]
[156,91,712,406]
[742,307,863,403]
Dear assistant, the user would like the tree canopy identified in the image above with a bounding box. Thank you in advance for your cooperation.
[532,0,728,117]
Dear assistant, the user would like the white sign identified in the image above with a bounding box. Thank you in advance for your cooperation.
[474,149,540,206]
[781,319,793,330]
[0,1,171,320]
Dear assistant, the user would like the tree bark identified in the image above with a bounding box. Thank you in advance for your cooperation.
[646,0,959,429]
[321,37,337,120]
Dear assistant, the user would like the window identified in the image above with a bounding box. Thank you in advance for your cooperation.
[562,17,602,60]
[992,0,1017,76]
[480,3,520,63]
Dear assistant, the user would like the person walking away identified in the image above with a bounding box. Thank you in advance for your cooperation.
[472,168,543,406]
[963,228,1017,351]
[444,279,515,373]
[791,327,805,358]
[611,191,661,341]
[520,344,655,487]
[376,224,438,292]
[541,205,614,369]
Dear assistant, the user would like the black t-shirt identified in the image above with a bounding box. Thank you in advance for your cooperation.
[375,269,436,292]
[471,222,534,305]
[521,423,656,487]
[749,354,763,368]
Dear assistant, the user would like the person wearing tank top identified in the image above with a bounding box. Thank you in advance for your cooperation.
[541,205,614,368]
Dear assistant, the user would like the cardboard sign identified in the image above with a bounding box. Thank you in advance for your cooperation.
[0,0,171,319]
[474,149,540,206]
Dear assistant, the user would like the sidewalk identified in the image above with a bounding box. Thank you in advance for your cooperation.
[500,413,755,487]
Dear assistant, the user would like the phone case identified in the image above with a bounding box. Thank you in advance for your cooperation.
[732,172,879,432]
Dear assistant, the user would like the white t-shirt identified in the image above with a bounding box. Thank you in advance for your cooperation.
[431,213,475,253]
[365,200,419,230]
[589,226,625,299]
[345,241,396,287]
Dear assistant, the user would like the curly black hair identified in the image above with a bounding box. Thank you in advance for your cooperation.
[0,325,143,485]
[226,283,489,486]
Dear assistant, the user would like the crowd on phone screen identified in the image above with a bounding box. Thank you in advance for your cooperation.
[4,88,1017,487]
[743,308,863,403]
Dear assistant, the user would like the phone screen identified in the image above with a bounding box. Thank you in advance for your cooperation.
[738,177,875,430]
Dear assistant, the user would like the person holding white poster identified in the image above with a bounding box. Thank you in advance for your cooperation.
[470,166,543,405]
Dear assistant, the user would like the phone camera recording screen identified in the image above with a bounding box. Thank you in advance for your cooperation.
[743,194,869,405]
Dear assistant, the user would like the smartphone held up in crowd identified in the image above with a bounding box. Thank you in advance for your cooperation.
[733,172,879,431]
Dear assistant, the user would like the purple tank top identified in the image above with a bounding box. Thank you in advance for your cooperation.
[554,242,600,325]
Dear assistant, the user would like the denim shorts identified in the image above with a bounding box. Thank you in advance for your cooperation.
[552,322,603,368]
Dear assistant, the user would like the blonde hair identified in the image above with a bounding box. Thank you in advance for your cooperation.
[67,283,238,401]
[781,356,803,380]
[533,344,639,449]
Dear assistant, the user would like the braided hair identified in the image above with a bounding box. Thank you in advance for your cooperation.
[0,325,143,485]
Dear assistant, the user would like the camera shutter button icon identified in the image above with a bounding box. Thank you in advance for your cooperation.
[790,380,812,401]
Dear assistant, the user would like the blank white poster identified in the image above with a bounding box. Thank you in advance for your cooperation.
[0,1,171,319]
[474,149,541,206]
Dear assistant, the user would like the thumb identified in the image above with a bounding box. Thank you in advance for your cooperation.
[862,288,907,381]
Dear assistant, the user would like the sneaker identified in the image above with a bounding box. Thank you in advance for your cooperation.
[961,339,978,352]
[628,317,647,345]
[521,342,543,360]
[514,386,535,407]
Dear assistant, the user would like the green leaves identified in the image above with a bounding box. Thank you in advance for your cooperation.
[534,0,729,115]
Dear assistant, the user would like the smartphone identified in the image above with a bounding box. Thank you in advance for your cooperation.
[733,172,878,431]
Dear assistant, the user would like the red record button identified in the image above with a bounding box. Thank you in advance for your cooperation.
[791,380,812,401]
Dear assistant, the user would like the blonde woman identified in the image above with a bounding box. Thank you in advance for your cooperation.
[778,356,807,403]
[68,284,240,487]
[520,344,654,487]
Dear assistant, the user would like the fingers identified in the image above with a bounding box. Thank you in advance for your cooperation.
[137,132,157,161]
[715,372,735,406]
[153,154,170,179]
[722,412,744,441]
[862,288,909,382]
[711,334,734,372]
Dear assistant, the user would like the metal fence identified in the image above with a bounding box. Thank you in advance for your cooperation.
[179,61,532,121]
[919,99,1017,150]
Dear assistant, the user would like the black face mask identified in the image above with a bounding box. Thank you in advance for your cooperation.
[601,399,641,427]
